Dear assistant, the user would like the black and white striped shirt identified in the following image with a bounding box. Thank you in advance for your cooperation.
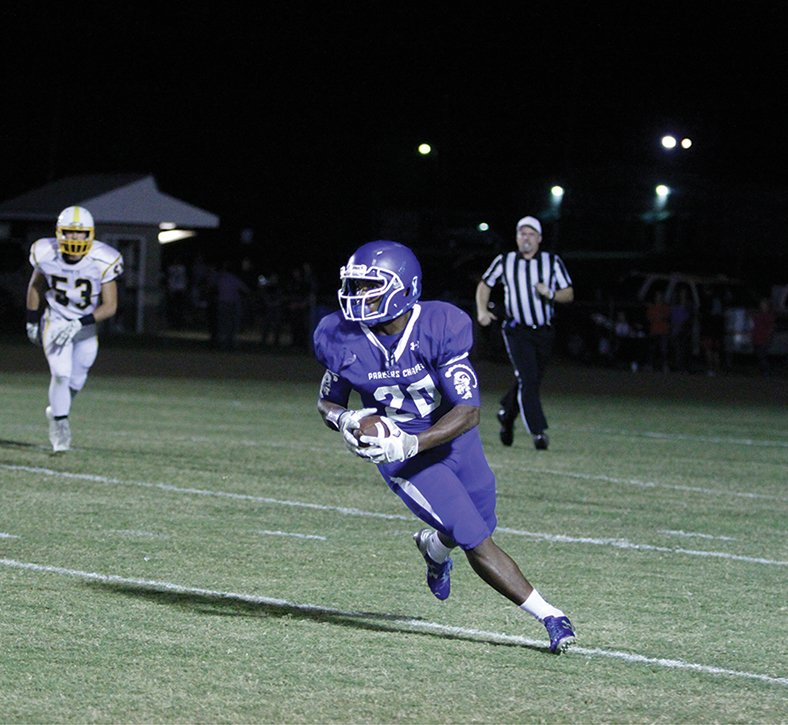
[481,250,573,328]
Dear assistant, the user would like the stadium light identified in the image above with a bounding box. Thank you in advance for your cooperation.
[661,134,693,152]
[158,229,196,244]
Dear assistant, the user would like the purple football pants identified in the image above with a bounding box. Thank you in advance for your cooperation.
[378,428,497,550]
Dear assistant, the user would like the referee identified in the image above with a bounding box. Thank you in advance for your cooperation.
[475,215,574,450]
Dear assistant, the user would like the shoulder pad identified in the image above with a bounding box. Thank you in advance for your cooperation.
[29,238,58,267]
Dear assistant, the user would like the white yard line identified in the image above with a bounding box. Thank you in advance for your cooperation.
[0,557,785,688]
[658,529,736,541]
[2,464,786,567]
[494,527,785,566]
[256,530,327,541]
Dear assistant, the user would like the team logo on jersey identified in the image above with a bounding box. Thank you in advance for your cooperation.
[320,370,339,397]
[444,363,478,400]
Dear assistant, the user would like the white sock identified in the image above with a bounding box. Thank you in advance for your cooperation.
[426,531,453,563]
[519,589,564,622]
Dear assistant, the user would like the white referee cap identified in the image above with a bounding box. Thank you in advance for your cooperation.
[516,216,542,234]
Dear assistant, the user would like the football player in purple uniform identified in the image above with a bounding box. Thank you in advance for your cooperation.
[26,206,124,453]
[313,240,576,654]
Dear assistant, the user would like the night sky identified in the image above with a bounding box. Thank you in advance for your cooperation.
[2,3,786,282]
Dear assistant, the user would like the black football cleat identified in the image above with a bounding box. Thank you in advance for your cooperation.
[497,409,514,446]
[532,433,549,450]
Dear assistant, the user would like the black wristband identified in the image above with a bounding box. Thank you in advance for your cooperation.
[326,407,347,431]
[26,309,39,324]
[79,313,96,326]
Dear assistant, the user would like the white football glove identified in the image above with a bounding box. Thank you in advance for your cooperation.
[338,407,379,457]
[359,416,420,464]
[26,322,41,346]
[53,319,83,346]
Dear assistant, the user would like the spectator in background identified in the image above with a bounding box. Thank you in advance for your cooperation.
[669,286,693,372]
[239,256,259,332]
[190,253,214,319]
[285,263,317,349]
[613,310,644,372]
[751,297,776,377]
[165,256,189,329]
[212,260,250,351]
[258,271,285,347]
[699,285,725,376]
[645,290,670,372]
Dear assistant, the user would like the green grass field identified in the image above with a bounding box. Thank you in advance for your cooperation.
[1,339,786,724]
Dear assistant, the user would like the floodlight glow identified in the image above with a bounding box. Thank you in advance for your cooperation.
[551,185,565,199]
[655,184,670,197]
[477,222,489,232]
[418,143,432,156]
[661,135,677,149]
[681,137,692,149]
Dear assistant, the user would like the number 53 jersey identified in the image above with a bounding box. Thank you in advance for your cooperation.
[29,237,124,321]
[314,301,481,434]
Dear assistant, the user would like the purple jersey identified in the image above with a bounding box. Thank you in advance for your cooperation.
[314,300,497,549]
[314,301,481,433]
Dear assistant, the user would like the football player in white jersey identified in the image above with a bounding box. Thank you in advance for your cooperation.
[25,206,124,453]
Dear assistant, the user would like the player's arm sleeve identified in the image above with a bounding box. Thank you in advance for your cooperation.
[434,305,482,408]
[317,368,352,406]
[102,253,125,283]
[313,315,353,407]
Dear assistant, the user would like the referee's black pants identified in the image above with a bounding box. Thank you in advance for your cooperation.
[500,323,555,436]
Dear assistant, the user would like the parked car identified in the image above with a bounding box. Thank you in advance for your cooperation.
[621,271,761,354]
[558,270,769,365]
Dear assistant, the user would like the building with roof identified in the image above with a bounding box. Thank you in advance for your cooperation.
[0,174,219,334]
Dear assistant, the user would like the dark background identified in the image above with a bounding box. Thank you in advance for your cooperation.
[1,2,786,298]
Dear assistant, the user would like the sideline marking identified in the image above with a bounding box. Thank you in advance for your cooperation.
[1,557,785,688]
[3,464,785,567]
[566,425,788,449]
[506,465,787,502]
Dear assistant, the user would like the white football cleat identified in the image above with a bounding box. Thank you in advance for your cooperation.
[53,418,71,453]
[46,407,71,452]
[45,406,58,450]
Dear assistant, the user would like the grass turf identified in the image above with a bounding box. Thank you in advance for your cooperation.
[0,338,786,723]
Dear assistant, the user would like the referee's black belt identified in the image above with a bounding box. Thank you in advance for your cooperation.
[505,321,552,331]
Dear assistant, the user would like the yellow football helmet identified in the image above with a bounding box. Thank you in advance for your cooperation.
[56,206,95,256]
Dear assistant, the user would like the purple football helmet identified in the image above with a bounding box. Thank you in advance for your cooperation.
[338,240,422,324]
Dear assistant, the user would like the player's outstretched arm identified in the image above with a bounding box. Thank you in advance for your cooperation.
[93,280,119,323]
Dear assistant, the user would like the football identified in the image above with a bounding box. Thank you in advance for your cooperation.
[354,414,391,444]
